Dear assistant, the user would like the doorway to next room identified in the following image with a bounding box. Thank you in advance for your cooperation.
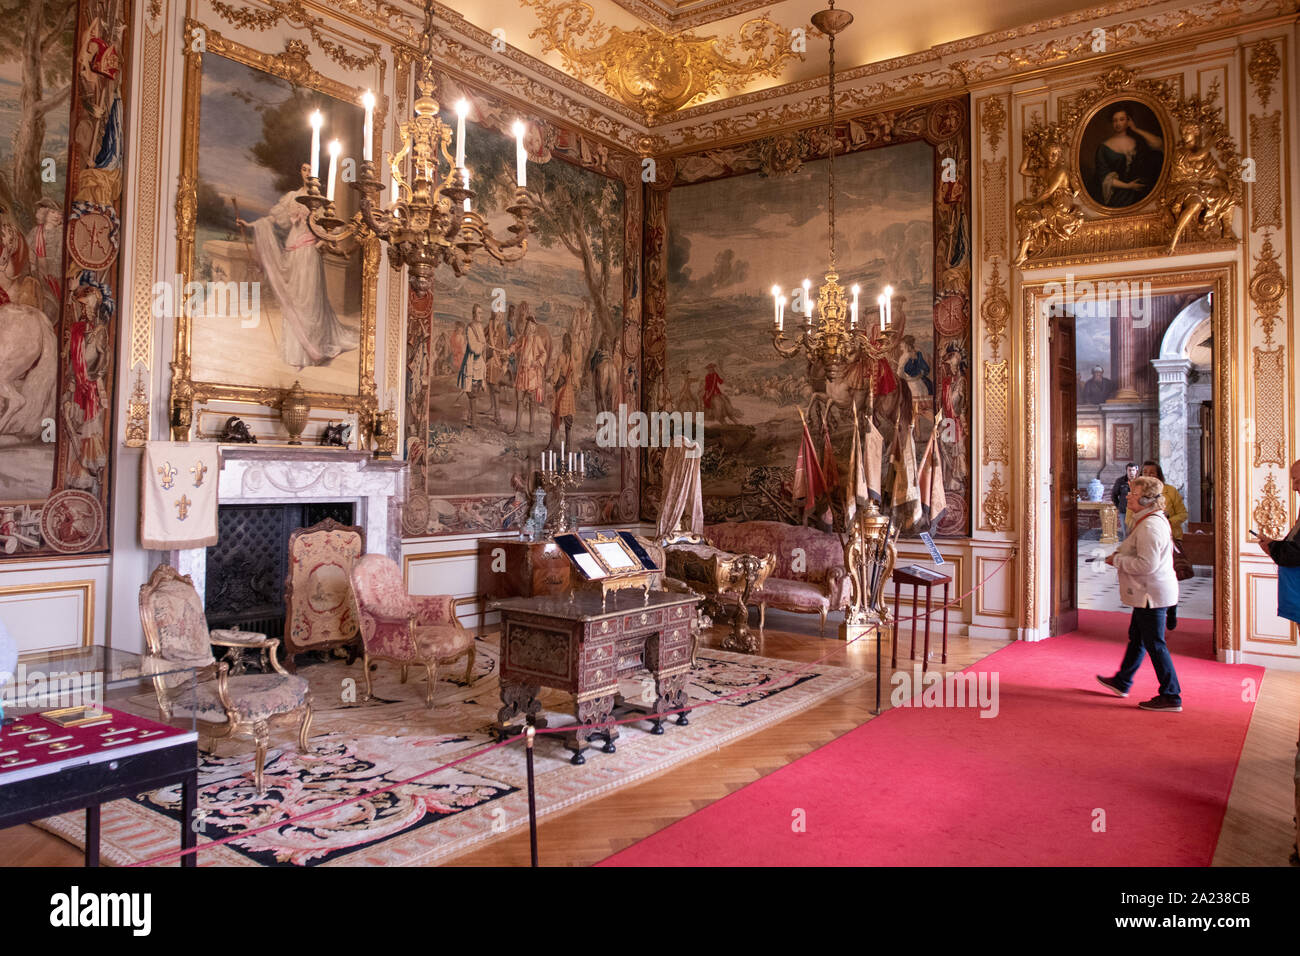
[1049,288,1216,637]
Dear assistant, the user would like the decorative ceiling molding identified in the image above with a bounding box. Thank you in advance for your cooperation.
[282,0,1298,155]
[520,0,803,121]
[604,0,789,32]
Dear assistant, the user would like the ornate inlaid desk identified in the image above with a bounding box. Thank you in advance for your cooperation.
[492,590,700,764]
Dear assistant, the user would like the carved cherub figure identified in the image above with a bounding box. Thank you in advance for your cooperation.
[1013,139,1083,267]
[1165,119,1236,255]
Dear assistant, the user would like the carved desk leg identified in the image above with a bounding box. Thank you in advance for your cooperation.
[569,692,618,764]
[497,680,545,739]
[652,671,690,732]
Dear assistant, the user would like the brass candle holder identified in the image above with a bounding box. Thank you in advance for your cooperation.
[539,456,585,535]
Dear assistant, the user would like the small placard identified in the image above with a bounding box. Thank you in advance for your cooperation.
[918,532,945,565]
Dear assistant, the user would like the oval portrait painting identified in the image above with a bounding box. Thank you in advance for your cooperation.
[1077,98,1169,211]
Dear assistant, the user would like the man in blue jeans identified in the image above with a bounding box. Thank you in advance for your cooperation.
[1096,475,1183,712]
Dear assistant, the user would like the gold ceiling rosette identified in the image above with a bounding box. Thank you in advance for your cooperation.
[522,0,803,122]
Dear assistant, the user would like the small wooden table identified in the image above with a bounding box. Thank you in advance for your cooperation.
[891,565,952,673]
[492,590,700,764]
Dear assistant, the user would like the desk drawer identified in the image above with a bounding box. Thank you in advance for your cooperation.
[622,608,663,631]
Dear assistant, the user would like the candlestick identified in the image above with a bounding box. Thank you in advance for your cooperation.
[455,99,468,170]
[326,139,341,201]
[309,110,323,179]
[361,91,375,162]
[512,120,527,188]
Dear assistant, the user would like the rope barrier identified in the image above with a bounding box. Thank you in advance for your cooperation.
[126,547,1017,866]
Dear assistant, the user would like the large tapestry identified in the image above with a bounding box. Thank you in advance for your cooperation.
[403,77,641,536]
[643,96,972,536]
[0,0,129,556]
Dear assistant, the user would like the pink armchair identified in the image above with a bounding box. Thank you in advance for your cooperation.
[349,554,477,707]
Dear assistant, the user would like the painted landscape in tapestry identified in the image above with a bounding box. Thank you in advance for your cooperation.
[189,53,365,396]
[405,116,626,534]
[664,140,966,532]
[0,0,76,506]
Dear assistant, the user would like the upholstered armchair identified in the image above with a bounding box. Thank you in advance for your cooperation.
[283,518,365,669]
[138,565,312,793]
[349,553,477,707]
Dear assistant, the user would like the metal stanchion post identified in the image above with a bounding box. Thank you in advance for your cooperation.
[525,722,538,867]
[873,622,882,716]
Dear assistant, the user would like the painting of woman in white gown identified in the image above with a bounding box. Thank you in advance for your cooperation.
[188,53,366,397]
[238,164,359,370]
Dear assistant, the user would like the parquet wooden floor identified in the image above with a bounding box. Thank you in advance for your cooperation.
[1,612,1295,867]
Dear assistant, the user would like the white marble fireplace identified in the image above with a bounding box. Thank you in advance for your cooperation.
[169,447,406,606]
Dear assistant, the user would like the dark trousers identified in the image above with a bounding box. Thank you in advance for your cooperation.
[1113,606,1182,704]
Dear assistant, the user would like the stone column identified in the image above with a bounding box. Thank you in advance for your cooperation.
[1151,358,1192,499]
[1186,420,1203,522]
[1109,300,1142,403]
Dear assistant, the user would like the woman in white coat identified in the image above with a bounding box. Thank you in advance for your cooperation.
[1096,475,1183,712]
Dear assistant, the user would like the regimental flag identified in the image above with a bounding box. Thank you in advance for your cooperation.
[792,409,828,517]
[821,414,840,494]
[918,418,948,528]
[846,406,872,525]
[889,396,921,531]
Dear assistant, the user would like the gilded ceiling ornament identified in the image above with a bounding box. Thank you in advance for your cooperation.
[209,0,381,70]
[1247,38,1281,109]
[1249,233,1286,345]
[1253,471,1288,540]
[1012,125,1082,267]
[519,0,803,121]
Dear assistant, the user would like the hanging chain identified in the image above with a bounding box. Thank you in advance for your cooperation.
[826,7,838,273]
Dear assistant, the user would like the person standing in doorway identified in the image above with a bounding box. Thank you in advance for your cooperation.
[1111,462,1138,539]
[1125,460,1187,627]
[1096,474,1183,712]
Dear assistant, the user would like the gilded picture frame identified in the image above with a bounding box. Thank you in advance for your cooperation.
[170,19,384,438]
[1072,91,1173,216]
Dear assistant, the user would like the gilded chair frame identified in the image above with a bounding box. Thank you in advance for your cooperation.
[139,565,313,792]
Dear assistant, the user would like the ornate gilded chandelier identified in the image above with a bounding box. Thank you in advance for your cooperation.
[297,0,534,293]
[769,1,897,378]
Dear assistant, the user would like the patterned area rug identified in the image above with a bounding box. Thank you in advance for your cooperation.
[36,639,865,866]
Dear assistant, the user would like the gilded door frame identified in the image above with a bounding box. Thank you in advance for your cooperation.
[1019,265,1236,653]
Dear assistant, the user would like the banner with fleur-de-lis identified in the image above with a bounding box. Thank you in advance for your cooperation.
[141,442,220,549]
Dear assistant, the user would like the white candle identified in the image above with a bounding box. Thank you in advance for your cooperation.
[463,168,471,213]
[883,284,894,327]
[512,120,527,188]
[579,452,584,474]
[771,285,781,326]
[779,295,787,332]
[326,139,341,201]
[361,91,375,162]
[850,284,860,328]
[309,110,323,179]
[455,99,468,169]
[560,439,565,465]
[877,294,886,331]
[802,278,812,320]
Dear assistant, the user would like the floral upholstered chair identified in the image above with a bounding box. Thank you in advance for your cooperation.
[283,518,365,669]
[349,553,477,707]
[138,565,312,793]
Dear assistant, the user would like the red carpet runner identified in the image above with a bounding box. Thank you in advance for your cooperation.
[600,611,1261,866]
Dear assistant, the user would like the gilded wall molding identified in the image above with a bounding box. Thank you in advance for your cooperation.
[982,158,1008,261]
[1251,345,1286,467]
[981,259,1010,355]
[1250,233,1287,344]
[1253,471,1288,539]
[125,19,167,446]
[1247,112,1282,231]
[1247,36,1282,108]
[209,0,382,70]
[982,468,1010,533]
[982,359,1010,466]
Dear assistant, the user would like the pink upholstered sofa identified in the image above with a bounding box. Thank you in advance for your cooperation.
[703,521,849,636]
